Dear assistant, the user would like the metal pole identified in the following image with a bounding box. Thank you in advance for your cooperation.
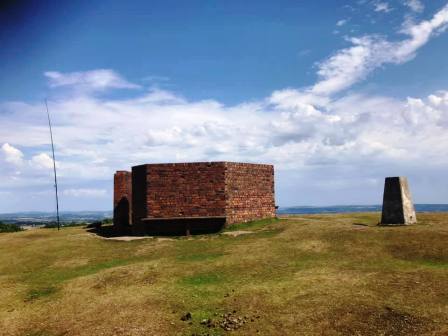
[45,99,60,230]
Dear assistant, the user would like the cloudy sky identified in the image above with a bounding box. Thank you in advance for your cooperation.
[1,0,448,212]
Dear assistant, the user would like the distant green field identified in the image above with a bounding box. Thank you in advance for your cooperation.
[0,213,447,335]
[0,222,23,233]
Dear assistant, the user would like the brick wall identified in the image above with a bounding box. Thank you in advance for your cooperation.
[224,162,275,224]
[113,171,132,227]
[125,161,275,235]
[131,162,227,235]
[146,162,227,218]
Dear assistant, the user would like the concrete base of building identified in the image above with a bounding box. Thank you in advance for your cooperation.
[132,217,227,236]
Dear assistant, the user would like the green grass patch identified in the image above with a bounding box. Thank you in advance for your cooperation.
[176,252,225,262]
[413,259,448,269]
[252,227,284,238]
[25,286,58,302]
[224,217,283,232]
[180,271,227,287]
[21,257,144,290]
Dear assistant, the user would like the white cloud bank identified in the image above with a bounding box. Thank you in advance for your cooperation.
[1,143,24,166]
[44,69,141,92]
[311,3,448,96]
[1,3,448,210]
[30,153,55,170]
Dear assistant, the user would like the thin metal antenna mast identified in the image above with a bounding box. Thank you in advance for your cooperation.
[45,99,60,230]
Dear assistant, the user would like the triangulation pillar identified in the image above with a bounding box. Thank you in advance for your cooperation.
[380,176,417,225]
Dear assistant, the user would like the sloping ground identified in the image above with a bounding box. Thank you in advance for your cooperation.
[0,213,447,336]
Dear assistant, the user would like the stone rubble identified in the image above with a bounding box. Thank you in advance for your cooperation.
[182,309,261,334]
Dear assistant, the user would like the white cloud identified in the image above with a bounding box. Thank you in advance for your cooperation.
[374,2,392,13]
[30,153,55,170]
[1,143,24,166]
[404,0,424,13]
[63,188,108,198]
[312,3,448,95]
[312,36,375,95]
[2,87,448,175]
[44,69,140,92]
[336,19,348,26]
[1,86,448,209]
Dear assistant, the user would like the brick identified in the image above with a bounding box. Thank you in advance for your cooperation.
[114,162,276,234]
[113,171,132,228]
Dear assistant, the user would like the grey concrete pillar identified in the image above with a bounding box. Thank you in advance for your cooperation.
[381,177,417,225]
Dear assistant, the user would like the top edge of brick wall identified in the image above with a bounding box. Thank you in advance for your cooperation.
[130,162,273,169]
[115,170,131,174]
[224,162,273,168]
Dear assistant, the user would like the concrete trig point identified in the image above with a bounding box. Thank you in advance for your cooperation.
[380,177,417,225]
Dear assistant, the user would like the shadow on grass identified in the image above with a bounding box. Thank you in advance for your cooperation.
[87,217,280,238]
[353,223,370,227]
[87,220,226,238]
[86,224,131,238]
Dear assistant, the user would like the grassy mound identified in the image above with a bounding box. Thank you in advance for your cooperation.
[0,213,447,335]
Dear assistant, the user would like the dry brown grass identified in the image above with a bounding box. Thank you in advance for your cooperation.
[0,212,447,335]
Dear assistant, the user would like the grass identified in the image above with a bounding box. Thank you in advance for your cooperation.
[224,217,282,231]
[180,272,226,286]
[0,213,447,335]
[25,287,58,302]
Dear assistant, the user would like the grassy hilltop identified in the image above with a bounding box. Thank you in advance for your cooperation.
[0,213,447,336]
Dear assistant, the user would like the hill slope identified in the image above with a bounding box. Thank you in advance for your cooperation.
[0,213,447,335]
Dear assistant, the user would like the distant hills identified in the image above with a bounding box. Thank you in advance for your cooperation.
[0,211,112,225]
[1,204,447,226]
[277,204,448,214]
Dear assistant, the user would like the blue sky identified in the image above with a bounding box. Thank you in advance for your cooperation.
[1,0,448,212]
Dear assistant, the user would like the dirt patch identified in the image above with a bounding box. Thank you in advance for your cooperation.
[323,305,435,335]
[221,230,253,237]
[157,237,175,242]
[21,225,41,230]
[89,234,154,241]
[89,232,177,242]
[352,223,370,230]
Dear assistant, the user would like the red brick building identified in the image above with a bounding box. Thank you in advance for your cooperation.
[113,162,275,235]
[113,171,132,230]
